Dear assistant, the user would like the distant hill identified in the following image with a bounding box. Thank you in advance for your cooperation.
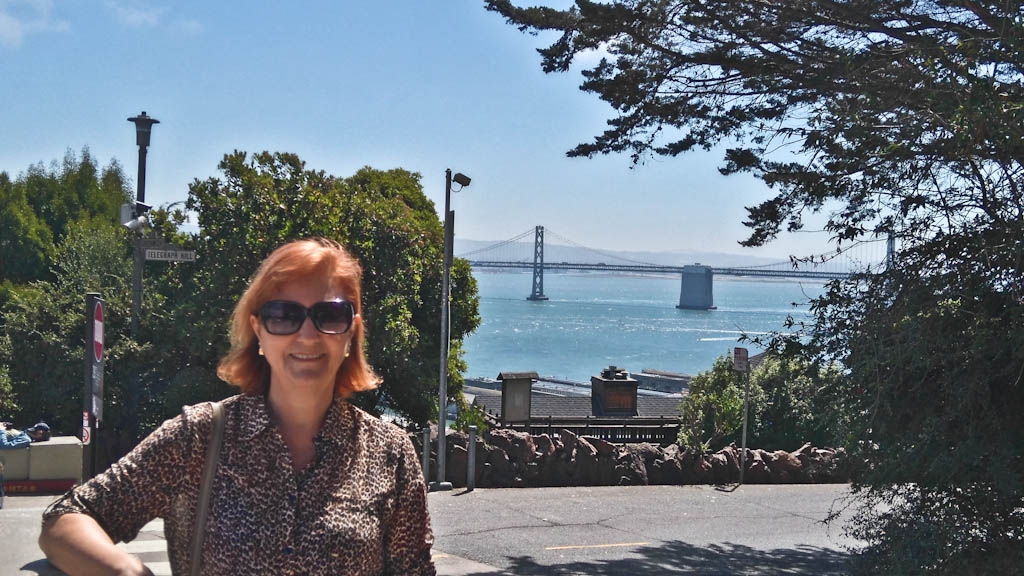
[454,239,789,269]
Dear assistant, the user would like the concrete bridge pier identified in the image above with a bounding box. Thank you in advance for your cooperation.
[677,265,716,310]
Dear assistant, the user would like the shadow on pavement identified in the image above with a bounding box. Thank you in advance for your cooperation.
[20,559,63,575]
[501,540,850,576]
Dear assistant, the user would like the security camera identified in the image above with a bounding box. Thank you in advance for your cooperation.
[124,215,148,232]
[453,173,471,187]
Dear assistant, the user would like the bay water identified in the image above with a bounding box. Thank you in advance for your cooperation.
[462,270,825,382]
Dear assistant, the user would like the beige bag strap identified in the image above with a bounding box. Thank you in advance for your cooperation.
[189,401,225,576]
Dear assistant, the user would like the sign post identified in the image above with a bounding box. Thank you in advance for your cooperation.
[734,347,750,485]
[82,293,105,480]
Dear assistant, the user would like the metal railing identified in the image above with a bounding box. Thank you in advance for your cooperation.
[489,415,680,446]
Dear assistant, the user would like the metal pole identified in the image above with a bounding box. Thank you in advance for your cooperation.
[131,239,143,339]
[82,293,99,480]
[136,145,148,204]
[467,425,477,491]
[421,427,431,483]
[435,169,453,491]
[739,367,750,485]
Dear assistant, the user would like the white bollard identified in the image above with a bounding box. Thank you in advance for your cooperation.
[467,425,477,491]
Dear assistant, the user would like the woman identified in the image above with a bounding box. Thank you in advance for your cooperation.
[40,238,435,576]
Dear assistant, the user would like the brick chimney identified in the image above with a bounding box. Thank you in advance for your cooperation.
[591,366,638,417]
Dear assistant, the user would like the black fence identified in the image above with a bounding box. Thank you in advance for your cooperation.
[486,414,680,446]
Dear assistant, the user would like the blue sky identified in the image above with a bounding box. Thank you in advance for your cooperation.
[1,0,837,260]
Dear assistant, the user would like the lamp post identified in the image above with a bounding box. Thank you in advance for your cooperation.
[126,112,159,339]
[434,168,470,491]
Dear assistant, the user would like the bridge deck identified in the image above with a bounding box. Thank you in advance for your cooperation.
[466,260,849,280]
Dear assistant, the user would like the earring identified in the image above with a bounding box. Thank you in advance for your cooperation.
[258,343,265,356]
[344,343,350,358]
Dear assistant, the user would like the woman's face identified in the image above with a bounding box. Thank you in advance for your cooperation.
[249,279,358,399]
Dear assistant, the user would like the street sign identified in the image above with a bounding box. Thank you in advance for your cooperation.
[83,293,104,478]
[93,301,103,362]
[145,249,196,262]
[733,347,748,373]
[81,411,91,445]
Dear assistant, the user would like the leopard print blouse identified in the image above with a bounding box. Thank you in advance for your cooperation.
[43,394,435,575]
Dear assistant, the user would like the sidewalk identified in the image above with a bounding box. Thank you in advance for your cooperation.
[112,519,508,576]
[0,495,508,576]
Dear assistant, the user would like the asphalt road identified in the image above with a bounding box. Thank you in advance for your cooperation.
[2,484,859,575]
[428,484,860,575]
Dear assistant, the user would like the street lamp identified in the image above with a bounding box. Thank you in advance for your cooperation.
[434,168,470,491]
[126,111,159,339]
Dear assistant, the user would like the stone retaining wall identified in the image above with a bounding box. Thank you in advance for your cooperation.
[414,427,851,488]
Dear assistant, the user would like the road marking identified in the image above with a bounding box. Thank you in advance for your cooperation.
[431,553,450,559]
[118,539,168,553]
[545,542,650,551]
[145,561,172,576]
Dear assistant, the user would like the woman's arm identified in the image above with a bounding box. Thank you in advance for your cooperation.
[39,513,154,576]
[38,404,208,574]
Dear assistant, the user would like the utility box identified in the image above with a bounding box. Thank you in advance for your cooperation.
[29,437,83,481]
[0,448,30,480]
[497,371,538,424]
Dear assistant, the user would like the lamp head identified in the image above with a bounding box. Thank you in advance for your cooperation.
[452,172,471,187]
[127,111,160,147]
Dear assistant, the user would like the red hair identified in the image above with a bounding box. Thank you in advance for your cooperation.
[217,238,379,397]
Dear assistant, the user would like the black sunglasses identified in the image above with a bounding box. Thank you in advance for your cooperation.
[259,300,355,335]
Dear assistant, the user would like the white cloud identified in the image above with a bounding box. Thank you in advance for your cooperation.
[104,0,167,28]
[171,18,202,35]
[0,0,69,49]
[0,10,24,48]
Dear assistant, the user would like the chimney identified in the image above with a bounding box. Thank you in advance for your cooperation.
[497,372,538,424]
[591,366,638,417]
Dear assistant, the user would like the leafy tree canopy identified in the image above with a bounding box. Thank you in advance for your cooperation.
[487,1,1023,573]
[0,148,132,287]
[677,356,761,452]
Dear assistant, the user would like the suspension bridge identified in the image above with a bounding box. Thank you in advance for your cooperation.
[458,226,891,310]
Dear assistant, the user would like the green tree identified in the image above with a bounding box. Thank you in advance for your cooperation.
[0,172,54,286]
[1,224,134,433]
[748,355,846,451]
[0,148,131,287]
[677,355,764,453]
[487,1,1023,572]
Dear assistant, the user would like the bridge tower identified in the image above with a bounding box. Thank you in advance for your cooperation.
[677,265,715,310]
[527,225,549,301]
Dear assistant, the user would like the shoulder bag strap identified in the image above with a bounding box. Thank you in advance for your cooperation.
[189,401,225,576]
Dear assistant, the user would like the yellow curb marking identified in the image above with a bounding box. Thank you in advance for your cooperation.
[545,542,650,551]
[431,553,450,559]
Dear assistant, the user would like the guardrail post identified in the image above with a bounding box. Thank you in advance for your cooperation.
[421,427,431,483]
[467,425,477,491]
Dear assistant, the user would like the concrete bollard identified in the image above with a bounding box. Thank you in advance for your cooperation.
[467,425,477,491]
[421,427,431,483]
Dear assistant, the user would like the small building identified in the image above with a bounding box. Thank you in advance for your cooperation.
[497,371,537,425]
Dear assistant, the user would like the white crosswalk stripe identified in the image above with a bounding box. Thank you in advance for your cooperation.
[115,519,170,575]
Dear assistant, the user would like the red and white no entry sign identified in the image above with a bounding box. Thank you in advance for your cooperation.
[94,302,103,362]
